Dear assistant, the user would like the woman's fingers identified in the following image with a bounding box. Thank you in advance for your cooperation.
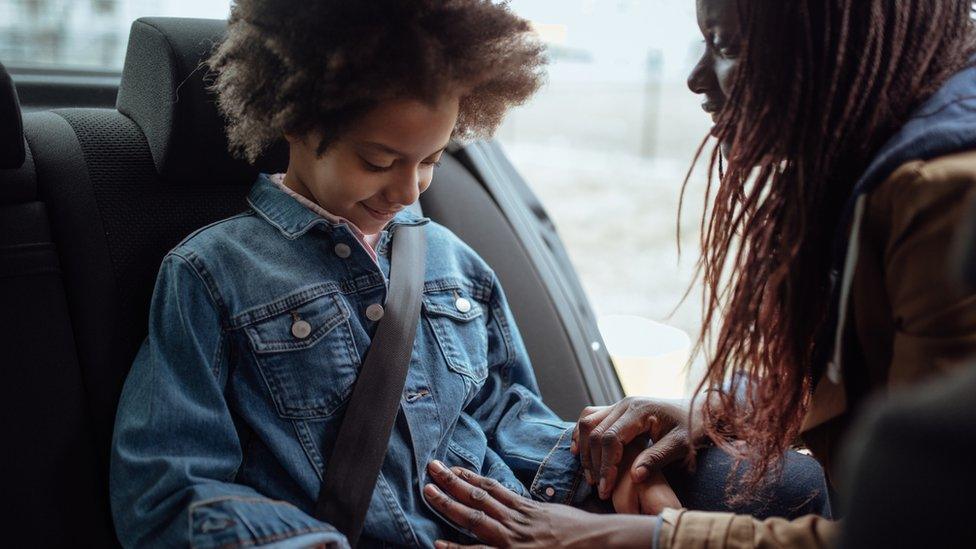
[426,462,522,522]
[596,406,656,498]
[584,404,628,490]
[630,428,689,482]
[574,405,610,477]
[424,482,508,546]
[451,465,526,509]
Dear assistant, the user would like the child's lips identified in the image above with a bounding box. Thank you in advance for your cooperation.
[361,203,400,221]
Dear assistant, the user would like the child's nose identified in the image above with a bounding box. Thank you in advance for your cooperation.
[385,168,425,206]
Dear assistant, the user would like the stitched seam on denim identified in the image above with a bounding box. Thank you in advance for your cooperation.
[210,332,227,381]
[231,284,342,327]
[529,426,569,498]
[170,251,231,331]
[293,420,326,480]
[376,473,420,546]
[187,495,337,549]
[245,195,306,240]
[207,527,337,549]
[175,211,255,250]
[487,290,517,371]
[338,271,386,295]
[448,441,481,468]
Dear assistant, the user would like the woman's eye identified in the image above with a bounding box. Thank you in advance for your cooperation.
[421,159,443,168]
[718,46,740,58]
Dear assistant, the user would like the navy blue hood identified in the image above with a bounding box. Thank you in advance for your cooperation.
[852,62,976,199]
[818,62,976,384]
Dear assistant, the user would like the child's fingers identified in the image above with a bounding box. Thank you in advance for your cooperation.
[636,470,682,515]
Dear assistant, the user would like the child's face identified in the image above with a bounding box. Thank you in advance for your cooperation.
[284,96,459,234]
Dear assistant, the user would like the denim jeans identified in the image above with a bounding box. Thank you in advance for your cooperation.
[664,447,833,519]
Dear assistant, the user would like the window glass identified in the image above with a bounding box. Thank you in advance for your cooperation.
[501,1,709,397]
[0,0,230,70]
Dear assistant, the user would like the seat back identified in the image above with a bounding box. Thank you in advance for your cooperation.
[1,65,114,547]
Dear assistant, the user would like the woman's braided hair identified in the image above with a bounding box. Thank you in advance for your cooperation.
[686,0,976,496]
[207,0,546,161]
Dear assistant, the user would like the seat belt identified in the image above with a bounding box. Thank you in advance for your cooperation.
[315,223,427,547]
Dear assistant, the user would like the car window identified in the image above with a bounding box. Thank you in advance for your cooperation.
[0,0,230,71]
[501,1,708,398]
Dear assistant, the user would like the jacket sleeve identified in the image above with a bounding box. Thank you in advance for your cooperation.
[875,158,976,384]
[109,252,348,549]
[657,509,838,549]
[461,273,592,506]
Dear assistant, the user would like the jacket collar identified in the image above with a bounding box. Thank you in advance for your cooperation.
[246,173,427,240]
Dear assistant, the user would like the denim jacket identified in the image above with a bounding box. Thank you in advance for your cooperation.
[110,174,590,548]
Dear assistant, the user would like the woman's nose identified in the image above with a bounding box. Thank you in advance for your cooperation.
[687,54,713,95]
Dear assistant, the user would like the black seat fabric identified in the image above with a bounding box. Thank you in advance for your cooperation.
[0,61,25,169]
[2,67,110,546]
[5,16,603,545]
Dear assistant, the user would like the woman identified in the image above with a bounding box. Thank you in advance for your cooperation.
[423,0,976,547]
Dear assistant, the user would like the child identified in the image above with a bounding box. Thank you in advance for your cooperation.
[110,1,676,547]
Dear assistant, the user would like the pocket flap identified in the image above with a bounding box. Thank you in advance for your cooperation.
[422,289,483,322]
[245,293,350,353]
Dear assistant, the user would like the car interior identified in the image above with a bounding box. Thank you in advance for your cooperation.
[1,17,625,546]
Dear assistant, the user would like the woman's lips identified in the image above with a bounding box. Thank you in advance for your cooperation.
[702,101,724,123]
[360,202,400,222]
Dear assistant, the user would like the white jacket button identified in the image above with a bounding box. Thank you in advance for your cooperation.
[334,243,352,259]
[291,320,312,339]
[366,303,385,321]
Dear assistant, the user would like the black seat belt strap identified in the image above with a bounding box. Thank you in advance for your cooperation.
[315,223,426,547]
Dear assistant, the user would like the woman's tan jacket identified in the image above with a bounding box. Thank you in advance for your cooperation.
[660,149,976,549]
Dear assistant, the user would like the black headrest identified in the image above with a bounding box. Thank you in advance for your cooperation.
[0,62,26,170]
[116,18,287,183]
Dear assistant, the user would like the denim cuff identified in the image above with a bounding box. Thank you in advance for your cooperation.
[528,425,592,505]
[189,496,349,549]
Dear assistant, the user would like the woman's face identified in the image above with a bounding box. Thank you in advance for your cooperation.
[284,96,458,234]
[688,0,743,148]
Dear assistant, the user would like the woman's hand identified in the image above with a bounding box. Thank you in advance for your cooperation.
[423,461,658,549]
[572,397,706,499]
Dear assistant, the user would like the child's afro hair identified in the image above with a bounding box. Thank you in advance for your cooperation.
[207,0,548,161]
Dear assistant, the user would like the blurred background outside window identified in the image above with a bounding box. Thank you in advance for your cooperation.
[1,0,712,398]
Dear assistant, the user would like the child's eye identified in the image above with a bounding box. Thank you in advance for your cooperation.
[362,159,393,172]
[422,159,443,168]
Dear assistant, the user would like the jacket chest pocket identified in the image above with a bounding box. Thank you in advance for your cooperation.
[244,292,360,419]
[423,289,489,384]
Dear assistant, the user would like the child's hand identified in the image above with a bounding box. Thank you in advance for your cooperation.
[611,466,681,515]
[610,440,681,515]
